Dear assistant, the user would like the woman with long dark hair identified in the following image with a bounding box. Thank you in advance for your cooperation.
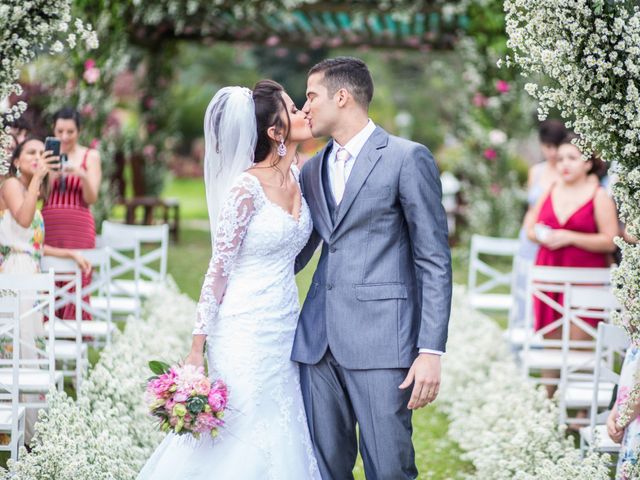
[138,80,320,479]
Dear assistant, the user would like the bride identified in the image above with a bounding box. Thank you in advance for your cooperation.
[137,80,320,479]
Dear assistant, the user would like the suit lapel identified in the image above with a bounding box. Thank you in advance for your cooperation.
[332,127,387,232]
[311,141,334,236]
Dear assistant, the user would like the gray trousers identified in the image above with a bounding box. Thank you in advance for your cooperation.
[299,350,418,480]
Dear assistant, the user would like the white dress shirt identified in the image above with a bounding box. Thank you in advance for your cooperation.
[327,120,443,357]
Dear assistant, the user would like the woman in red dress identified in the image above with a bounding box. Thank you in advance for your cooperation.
[42,107,102,320]
[526,133,618,336]
[525,133,618,397]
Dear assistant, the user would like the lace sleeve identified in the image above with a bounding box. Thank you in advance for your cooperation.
[193,174,261,335]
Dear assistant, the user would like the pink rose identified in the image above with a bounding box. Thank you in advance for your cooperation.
[208,381,228,411]
[173,389,189,403]
[84,59,96,70]
[194,412,223,433]
[143,144,156,159]
[83,67,100,85]
[147,371,176,398]
[193,378,211,396]
[265,35,280,47]
[472,93,488,108]
[496,80,510,94]
[80,104,95,118]
[483,148,498,161]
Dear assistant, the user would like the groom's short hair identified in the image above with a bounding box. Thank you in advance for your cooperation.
[309,57,374,109]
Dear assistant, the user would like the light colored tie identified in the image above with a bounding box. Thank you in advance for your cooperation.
[334,147,350,204]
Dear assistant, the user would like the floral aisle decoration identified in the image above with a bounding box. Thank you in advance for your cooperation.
[0,281,194,478]
[0,283,612,478]
[0,0,97,170]
[504,1,640,468]
[439,286,611,479]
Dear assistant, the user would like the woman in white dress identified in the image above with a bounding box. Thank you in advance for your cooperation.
[138,81,320,479]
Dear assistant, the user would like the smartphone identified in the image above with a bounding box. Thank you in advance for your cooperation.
[44,137,61,157]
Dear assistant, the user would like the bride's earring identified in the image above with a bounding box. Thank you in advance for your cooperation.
[278,138,287,157]
[15,167,21,178]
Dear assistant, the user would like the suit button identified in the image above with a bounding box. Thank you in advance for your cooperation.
[327,284,333,290]
[329,247,336,253]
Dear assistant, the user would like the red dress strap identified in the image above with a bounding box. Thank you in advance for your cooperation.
[81,148,91,170]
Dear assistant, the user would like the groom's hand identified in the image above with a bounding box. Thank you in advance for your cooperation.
[399,353,441,410]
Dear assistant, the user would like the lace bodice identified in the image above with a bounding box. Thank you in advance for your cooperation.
[193,169,312,335]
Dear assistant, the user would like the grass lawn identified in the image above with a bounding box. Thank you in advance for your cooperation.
[168,228,472,479]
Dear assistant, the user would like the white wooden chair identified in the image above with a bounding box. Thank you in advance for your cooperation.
[0,273,63,416]
[504,256,535,347]
[519,266,612,388]
[94,224,142,320]
[558,285,622,426]
[0,292,26,460]
[43,249,116,349]
[579,322,628,455]
[101,221,169,298]
[467,234,520,312]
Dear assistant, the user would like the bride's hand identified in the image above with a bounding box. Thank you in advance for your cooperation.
[185,350,204,368]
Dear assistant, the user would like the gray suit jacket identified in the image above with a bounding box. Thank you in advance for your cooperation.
[292,126,452,370]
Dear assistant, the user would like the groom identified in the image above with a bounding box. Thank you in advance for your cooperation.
[293,57,452,479]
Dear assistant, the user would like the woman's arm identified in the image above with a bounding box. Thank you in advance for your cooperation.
[186,174,260,367]
[566,189,617,253]
[79,149,102,205]
[524,187,550,243]
[1,177,41,228]
[42,245,91,273]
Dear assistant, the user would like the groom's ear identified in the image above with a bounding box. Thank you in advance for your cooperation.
[335,88,350,108]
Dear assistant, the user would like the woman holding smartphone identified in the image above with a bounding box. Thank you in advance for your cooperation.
[43,107,101,321]
[0,137,89,442]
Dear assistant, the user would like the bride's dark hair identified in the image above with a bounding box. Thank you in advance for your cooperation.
[252,80,290,164]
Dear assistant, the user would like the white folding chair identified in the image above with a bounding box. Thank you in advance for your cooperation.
[519,266,612,388]
[0,292,26,460]
[467,234,520,312]
[579,323,628,455]
[0,273,63,413]
[559,286,622,426]
[101,221,169,298]
[505,256,535,347]
[43,249,117,349]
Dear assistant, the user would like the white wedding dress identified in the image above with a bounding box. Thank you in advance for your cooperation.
[138,169,320,480]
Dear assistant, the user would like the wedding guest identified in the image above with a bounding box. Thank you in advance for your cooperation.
[525,133,618,394]
[0,137,89,442]
[608,346,640,479]
[512,120,567,325]
[43,107,101,320]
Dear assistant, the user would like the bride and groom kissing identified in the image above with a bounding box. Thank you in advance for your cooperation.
[139,56,452,480]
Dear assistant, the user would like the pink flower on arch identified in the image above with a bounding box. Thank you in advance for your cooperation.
[495,80,511,94]
[84,59,96,71]
[490,184,502,195]
[483,148,498,161]
[83,67,100,85]
[472,93,488,108]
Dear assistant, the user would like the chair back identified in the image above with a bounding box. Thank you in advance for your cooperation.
[467,234,519,311]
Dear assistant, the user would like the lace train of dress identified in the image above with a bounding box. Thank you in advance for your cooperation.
[137,171,320,480]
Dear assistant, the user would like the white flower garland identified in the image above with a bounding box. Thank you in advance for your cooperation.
[439,286,611,479]
[0,284,610,478]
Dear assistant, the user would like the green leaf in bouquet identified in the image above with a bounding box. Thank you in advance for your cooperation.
[149,360,171,375]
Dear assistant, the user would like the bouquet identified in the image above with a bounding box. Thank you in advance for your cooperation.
[146,360,228,439]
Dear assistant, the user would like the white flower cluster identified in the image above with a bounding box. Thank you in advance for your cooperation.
[504,0,640,441]
[0,0,98,167]
[0,280,194,479]
[439,286,611,479]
